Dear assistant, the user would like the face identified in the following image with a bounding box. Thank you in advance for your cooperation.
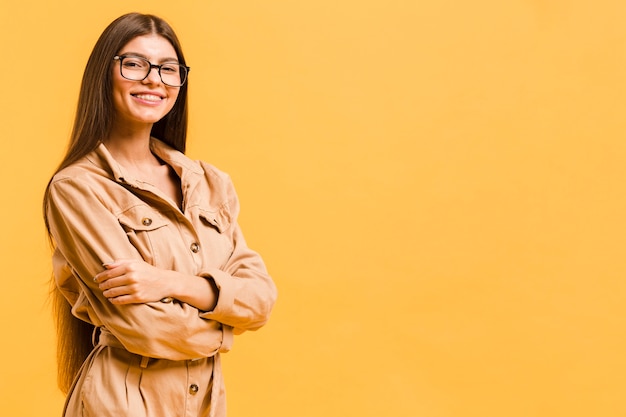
[111,34,181,131]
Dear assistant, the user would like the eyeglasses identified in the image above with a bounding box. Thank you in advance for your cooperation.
[113,55,190,87]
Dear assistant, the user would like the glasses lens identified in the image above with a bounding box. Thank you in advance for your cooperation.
[120,57,150,81]
[160,63,186,87]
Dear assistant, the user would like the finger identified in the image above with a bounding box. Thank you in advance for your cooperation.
[94,268,120,284]
[103,282,139,299]
[93,261,119,283]
[108,291,145,305]
[102,286,125,298]
[108,294,135,305]
[93,271,109,284]
[98,276,123,291]
[107,259,137,269]
[95,260,136,283]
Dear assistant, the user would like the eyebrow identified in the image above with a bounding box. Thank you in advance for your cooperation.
[119,52,180,63]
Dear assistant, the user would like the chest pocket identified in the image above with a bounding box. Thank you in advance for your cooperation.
[192,206,235,269]
[198,207,230,233]
[117,205,170,266]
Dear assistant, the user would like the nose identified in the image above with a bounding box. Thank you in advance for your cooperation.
[143,65,162,84]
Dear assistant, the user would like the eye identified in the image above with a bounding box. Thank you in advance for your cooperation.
[123,58,148,69]
[160,63,180,73]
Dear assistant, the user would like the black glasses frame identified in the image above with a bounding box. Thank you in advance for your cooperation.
[113,55,190,87]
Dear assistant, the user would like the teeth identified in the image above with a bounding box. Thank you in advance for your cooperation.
[134,94,162,101]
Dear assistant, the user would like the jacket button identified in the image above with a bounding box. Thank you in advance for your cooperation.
[142,217,152,226]
[189,384,199,395]
[190,243,200,253]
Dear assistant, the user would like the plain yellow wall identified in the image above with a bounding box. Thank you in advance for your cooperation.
[1,0,626,416]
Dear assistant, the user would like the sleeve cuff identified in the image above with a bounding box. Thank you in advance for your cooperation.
[198,268,235,321]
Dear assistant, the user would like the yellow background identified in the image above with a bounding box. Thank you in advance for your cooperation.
[1,0,626,416]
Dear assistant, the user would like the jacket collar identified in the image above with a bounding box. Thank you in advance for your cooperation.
[91,138,203,187]
[149,138,204,178]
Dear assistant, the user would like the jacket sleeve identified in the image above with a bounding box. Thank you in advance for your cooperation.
[196,166,278,334]
[47,176,230,360]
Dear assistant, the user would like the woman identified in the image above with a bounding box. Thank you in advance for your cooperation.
[43,13,277,417]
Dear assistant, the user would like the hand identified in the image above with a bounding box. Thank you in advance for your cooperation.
[94,259,171,305]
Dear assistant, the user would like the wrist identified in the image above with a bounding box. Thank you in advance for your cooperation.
[163,271,217,312]
[159,269,181,303]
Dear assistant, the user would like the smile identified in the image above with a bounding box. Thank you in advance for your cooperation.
[132,93,164,102]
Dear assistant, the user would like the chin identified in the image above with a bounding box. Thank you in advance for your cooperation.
[133,112,169,124]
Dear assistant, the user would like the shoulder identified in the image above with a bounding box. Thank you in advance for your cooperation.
[184,159,241,223]
[47,152,122,213]
[194,160,238,210]
[198,160,233,187]
[50,152,111,187]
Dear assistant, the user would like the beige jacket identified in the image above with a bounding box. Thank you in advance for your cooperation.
[47,139,277,417]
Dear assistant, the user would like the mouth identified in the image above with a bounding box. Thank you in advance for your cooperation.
[131,93,165,102]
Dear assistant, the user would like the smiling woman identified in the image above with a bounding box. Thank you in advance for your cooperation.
[42,12,277,417]
[108,35,183,157]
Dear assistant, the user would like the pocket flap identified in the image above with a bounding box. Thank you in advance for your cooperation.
[198,205,231,233]
[117,205,168,231]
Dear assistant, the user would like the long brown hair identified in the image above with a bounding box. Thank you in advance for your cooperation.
[43,12,190,393]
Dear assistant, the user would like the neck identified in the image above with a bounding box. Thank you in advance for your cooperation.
[104,123,156,165]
